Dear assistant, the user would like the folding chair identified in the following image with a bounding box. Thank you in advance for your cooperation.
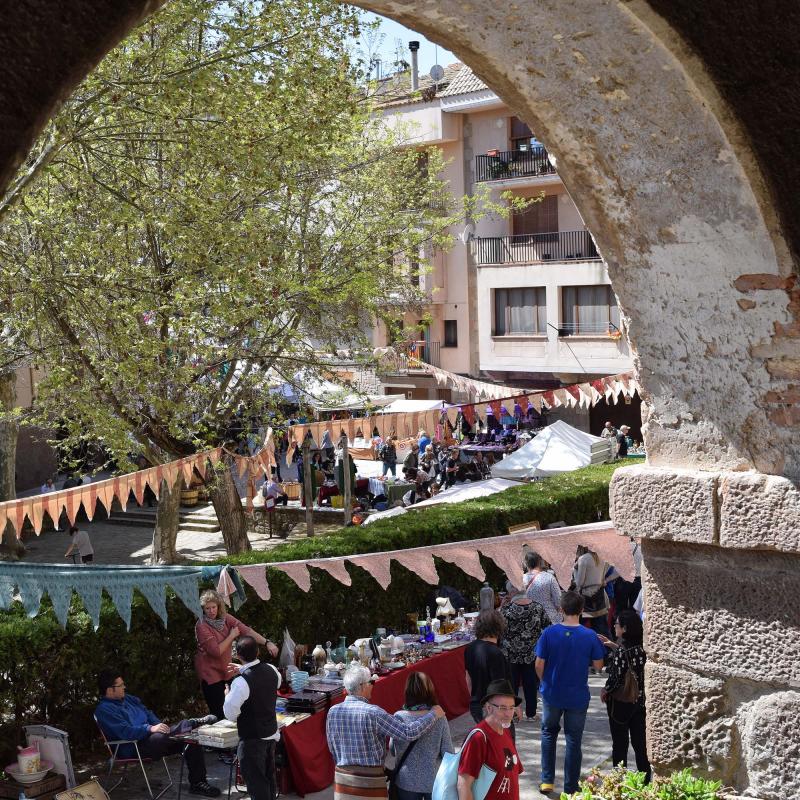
[94,715,173,799]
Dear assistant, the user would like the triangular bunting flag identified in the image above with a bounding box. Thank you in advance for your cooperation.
[75,581,104,629]
[106,582,134,630]
[437,545,486,582]
[392,551,439,585]
[238,565,271,601]
[479,541,524,586]
[308,559,352,587]
[273,562,311,592]
[349,554,392,589]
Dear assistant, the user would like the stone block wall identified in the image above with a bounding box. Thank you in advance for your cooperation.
[612,466,800,798]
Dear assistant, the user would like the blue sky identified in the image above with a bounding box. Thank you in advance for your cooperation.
[360,14,457,78]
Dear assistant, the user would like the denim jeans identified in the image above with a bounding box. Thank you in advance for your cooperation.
[383,461,396,477]
[540,700,588,793]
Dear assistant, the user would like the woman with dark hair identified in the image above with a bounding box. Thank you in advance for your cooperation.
[501,583,550,720]
[599,609,651,781]
[464,610,514,723]
[525,551,563,624]
[390,673,454,800]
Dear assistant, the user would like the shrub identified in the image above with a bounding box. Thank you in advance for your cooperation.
[571,767,723,799]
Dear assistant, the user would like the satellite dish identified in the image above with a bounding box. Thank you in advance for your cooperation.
[429,64,445,82]
[459,223,475,244]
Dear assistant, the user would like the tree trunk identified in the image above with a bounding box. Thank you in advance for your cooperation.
[302,438,314,537]
[0,370,24,559]
[151,475,181,564]
[208,464,251,555]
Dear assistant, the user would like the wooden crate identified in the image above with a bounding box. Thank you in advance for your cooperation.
[0,773,66,799]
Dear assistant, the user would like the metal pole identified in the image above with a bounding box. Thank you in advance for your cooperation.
[302,436,314,537]
[341,434,352,526]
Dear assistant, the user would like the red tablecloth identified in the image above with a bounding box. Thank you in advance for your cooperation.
[280,646,469,796]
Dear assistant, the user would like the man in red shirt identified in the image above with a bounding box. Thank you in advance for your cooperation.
[457,680,523,800]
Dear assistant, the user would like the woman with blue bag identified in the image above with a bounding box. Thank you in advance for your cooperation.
[432,679,523,800]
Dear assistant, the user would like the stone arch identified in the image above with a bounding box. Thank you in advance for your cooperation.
[1,1,799,794]
[354,0,799,480]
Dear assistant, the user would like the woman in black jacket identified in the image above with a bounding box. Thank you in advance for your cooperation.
[599,609,651,782]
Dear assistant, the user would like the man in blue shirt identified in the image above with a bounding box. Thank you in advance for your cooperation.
[95,670,220,797]
[535,591,605,795]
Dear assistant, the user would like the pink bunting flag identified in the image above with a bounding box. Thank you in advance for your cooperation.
[80,485,98,521]
[26,497,44,534]
[273,562,312,592]
[181,457,196,487]
[437,545,486,582]
[42,492,61,530]
[392,551,439,585]
[216,567,238,605]
[238,565,271,601]
[308,558,352,586]
[479,541,524,587]
[349,554,393,589]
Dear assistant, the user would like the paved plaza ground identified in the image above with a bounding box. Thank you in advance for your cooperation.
[74,673,623,799]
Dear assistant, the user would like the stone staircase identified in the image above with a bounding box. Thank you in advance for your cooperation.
[109,503,221,535]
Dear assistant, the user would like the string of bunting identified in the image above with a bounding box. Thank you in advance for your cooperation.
[286,371,641,458]
[228,521,634,604]
[0,523,630,630]
[0,430,276,540]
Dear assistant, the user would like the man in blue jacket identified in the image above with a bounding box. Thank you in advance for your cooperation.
[95,669,220,797]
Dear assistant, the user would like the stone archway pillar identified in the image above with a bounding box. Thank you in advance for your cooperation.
[611,467,800,797]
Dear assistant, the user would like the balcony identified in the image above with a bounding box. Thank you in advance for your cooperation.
[472,231,600,265]
[475,148,557,182]
[377,340,441,374]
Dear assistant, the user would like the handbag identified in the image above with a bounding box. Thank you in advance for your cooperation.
[580,562,608,613]
[611,649,641,704]
[387,736,418,800]
[432,728,497,800]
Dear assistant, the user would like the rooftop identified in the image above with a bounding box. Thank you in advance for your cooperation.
[373,62,474,108]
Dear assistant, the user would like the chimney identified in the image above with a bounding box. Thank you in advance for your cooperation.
[409,41,420,91]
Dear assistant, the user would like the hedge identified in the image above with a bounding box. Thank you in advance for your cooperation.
[0,462,623,766]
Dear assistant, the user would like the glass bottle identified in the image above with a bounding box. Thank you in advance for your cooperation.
[479,583,495,611]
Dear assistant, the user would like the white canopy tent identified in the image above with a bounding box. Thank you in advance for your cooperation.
[362,477,521,525]
[491,420,612,479]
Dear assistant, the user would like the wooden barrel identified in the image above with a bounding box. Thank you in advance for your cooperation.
[180,488,199,507]
[281,482,301,501]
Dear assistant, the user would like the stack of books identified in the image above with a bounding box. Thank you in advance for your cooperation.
[195,720,240,748]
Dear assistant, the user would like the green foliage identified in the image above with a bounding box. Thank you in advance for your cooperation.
[0,0,465,468]
[218,462,621,566]
[566,767,723,799]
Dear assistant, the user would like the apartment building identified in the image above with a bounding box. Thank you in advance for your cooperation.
[372,57,633,403]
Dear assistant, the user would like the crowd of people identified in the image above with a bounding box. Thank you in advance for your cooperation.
[93,542,647,800]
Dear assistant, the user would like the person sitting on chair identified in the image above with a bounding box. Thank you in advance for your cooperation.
[95,669,221,797]
[261,471,288,507]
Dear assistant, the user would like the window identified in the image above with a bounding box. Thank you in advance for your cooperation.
[512,194,558,241]
[443,320,458,347]
[493,287,546,335]
[510,116,544,152]
[409,260,420,287]
[561,285,620,334]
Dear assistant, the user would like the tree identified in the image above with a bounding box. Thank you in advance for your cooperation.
[0,370,24,559]
[0,0,472,561]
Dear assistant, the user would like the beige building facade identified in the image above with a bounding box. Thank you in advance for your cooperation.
[373,62,633,398]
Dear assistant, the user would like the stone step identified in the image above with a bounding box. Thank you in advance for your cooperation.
[109,503,221,532]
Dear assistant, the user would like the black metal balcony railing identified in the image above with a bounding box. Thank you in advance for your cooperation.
[475,148,557,182]
[557,322,622,337]
[472,231,600,265]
